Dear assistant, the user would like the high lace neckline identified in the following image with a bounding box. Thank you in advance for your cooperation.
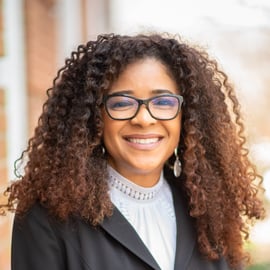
[107,165,164,201]
[107,165,176,270]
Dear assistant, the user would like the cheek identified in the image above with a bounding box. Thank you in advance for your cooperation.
[102,112,112,144]
[169,117,181,141]
[102,109,114,133]
[103,125,116,154]
[103,119,114,142]
[102,115,123,149]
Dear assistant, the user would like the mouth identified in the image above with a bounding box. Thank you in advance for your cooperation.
[123,135,163,147]
[125,137,160,145]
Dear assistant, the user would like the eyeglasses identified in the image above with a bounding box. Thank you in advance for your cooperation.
[103,94,183,120]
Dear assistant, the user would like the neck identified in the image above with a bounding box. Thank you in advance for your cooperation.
[107,163,162,187]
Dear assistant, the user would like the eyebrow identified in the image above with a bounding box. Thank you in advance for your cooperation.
[109,89,175,95]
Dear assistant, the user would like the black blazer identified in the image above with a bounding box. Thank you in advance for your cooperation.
[12,183,231,270]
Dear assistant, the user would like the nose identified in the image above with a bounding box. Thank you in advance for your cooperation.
[130,104,157,126]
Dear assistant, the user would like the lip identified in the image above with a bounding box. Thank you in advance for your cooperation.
[123,134,163,150]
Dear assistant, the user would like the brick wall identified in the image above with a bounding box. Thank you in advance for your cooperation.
[0,0,58,269]
[25,0,58,136]
[0,88,10,270]
[0,0,96,268]
[0,0,11,269]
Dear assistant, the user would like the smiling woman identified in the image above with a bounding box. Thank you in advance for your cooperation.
[0,33,265,270]
[102,58,181,186]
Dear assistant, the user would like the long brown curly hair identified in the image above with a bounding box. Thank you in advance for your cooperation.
[1,33,265,269]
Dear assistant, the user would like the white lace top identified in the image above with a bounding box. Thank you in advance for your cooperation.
[108,165,177,270]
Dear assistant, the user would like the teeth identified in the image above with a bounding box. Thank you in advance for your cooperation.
[127,138,159,144]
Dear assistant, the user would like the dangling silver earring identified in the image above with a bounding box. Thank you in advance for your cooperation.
[173,148,182,177]
[102,146,106,155]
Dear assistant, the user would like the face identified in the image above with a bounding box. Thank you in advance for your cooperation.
[102,58,181,186]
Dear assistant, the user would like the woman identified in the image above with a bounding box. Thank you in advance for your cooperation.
[1,33,265,269]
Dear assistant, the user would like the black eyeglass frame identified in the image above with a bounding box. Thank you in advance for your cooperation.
[103,94,184,121]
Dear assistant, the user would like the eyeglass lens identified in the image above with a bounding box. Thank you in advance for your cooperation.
[105,95,182,120]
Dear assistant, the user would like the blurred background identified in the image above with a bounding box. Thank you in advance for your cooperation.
[0,0,269,269]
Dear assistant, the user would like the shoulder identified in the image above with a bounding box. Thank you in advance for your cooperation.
[12,202,91,256]
[13,202,79,242]
[14,202,99,241]
[14,202,58,229]
[13,203,59,241]
[14,202,49,227]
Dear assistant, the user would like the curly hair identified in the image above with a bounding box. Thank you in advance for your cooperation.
[1,33,264,269]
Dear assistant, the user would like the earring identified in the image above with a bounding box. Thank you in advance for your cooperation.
[173,148,182,177]
[101,146,106,155]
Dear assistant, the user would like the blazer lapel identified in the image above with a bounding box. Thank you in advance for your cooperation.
[100,182,196,270]
[100,207,161,270]
[170,183,196,270]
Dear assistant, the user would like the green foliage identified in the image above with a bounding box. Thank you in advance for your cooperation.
[247,263,270,270]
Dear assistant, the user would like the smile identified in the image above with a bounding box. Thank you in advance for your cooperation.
[126,137,160,144]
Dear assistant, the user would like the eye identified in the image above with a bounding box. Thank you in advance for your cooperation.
[107,96,136,110]
[151,96,177,107]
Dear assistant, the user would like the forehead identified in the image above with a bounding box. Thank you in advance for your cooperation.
[114,58,175,83]
[120,57,174,77]
[107,58,178,96]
